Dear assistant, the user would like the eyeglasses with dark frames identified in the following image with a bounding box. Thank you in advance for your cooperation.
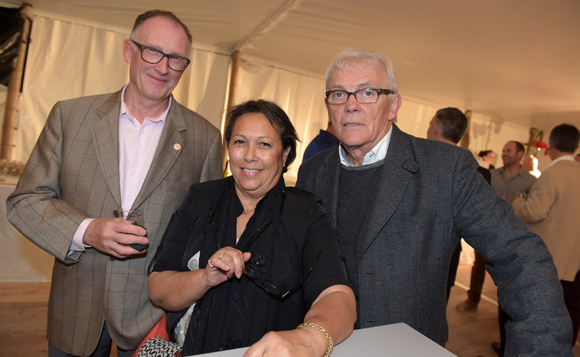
[131,40,190,72]
[244,250,321,301]
[241,217,321,301]
[325,88,394,104]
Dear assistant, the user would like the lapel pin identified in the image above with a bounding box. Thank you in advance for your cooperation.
[173,143,182,151]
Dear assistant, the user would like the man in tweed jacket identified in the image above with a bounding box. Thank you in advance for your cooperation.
[297,49,572,355]
[7,10,222,357]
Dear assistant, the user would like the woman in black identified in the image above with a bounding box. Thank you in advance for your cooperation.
[149,100,355,356]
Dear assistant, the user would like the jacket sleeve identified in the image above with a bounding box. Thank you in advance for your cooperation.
[296,158,315,193]
[512,171,553,224]
[6,101,89,264]
[452,150,572,356]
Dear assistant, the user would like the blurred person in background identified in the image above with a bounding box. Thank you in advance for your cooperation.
[478,150,496,169]
[513,124,580,346]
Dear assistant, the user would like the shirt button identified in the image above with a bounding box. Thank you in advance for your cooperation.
[134,161,138,166]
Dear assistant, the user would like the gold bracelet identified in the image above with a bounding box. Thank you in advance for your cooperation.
[297,322,333,357]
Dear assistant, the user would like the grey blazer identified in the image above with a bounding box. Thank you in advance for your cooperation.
[297,124,572,355]
[7,90,222,355]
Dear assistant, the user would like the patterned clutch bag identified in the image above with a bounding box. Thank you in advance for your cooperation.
[135,337,182,357]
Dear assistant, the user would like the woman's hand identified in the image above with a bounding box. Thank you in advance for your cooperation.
[243,329,327,357]
[149,248,252,311]
[204,248,252,288]
[243,285,356,357]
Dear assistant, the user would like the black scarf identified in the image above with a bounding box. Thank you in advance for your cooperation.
[182,176,287,355]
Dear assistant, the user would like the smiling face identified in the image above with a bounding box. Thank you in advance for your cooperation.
[484,152,496,165]
[228,113,290,201]
[325,63,402,165]
[502,141,523,167]
[122,16,190,107]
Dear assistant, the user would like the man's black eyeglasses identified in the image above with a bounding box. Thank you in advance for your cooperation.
[131,40,190,72]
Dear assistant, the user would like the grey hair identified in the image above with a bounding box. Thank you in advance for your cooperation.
[325,48,398,94]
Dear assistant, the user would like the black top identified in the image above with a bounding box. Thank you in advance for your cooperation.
[338,160,384,298]
[477,166,492,185]
[152,176,349,354]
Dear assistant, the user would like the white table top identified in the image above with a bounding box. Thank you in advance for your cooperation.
[189,323,456,356]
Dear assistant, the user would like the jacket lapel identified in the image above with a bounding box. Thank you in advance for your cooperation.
[92,91,123,208]
[132,98,185,209]
[357,125,418,259]
[317,147,342,226]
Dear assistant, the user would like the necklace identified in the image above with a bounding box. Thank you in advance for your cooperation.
[242,207,256,215]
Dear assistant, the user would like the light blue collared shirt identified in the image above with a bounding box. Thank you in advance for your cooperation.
[338,127,393,167]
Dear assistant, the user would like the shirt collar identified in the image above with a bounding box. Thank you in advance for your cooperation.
[544,154,575,171]
[516,166,529,177]
[497,165,526,179]
[119,84,171,124]
[339,127,392,167]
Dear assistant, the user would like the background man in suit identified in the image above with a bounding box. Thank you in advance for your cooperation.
[425,107,491,302]
[7,10,222,357]
[303,121,340,161]
[513,124,580,346]
[296,48,572,354]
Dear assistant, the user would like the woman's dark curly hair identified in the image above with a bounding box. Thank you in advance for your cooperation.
[224,100,300,173]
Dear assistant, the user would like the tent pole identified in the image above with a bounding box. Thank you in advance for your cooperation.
[460,109,471,150]
[525,127,539,157]
[1,4,34,161]
[222,50,242,172]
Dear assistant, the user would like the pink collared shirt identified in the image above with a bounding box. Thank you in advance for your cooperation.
[70,86,170,251]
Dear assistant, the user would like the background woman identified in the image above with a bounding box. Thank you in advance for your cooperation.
[478,150,496,169]
[148,100,356,356]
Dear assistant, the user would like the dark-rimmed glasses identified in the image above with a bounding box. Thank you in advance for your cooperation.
[131,40,190,72]
[241,218,321,301]
[244,250,321,301]
[326,88,394,104]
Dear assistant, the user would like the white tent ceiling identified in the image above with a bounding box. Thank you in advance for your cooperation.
[6,0,580,129]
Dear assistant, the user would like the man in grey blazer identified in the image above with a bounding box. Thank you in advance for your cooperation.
[296,49,572,355]
[7,10,222,357]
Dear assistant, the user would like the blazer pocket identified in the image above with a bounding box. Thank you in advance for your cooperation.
[388,209,433,233]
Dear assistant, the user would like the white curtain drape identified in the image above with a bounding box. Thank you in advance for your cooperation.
[5,13,534,169]
[8,14,230,163]
[235,59,329,182]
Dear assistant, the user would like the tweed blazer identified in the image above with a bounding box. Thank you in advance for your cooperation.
[7,90,222,356]
[513,159,580,282]
[297,124,572,355]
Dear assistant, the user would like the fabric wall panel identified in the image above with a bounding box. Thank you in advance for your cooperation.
[171,49,230,131]
[11,14,229,163]
[236,60,328,181]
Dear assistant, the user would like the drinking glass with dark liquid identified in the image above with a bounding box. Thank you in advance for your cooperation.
[113,209,147,251]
